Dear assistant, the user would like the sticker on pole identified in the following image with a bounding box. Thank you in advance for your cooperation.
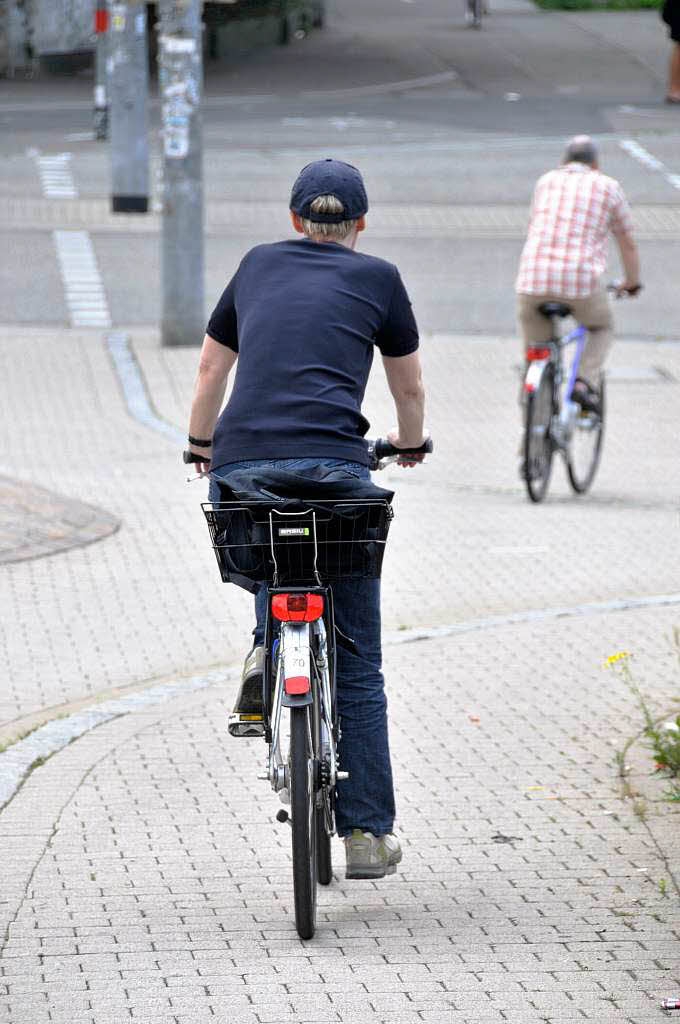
[162,99,191,159]
[161,81,194,159]
[159,35,197,55]
[111,5,126,31]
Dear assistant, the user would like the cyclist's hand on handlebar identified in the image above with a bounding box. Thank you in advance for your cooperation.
[183,448,211,479]
[386,429,431,468]
[609,280,643,298]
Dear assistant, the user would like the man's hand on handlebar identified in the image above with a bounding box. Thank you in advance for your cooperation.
[387,429,430,468]
[368,433,433,470]
[183,448,211,480]
[609,281,643,298]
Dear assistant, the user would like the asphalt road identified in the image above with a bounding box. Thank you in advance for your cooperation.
[0,0,678,337]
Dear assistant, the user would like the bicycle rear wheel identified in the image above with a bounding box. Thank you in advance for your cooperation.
[290,706,317,939]
[567,379,605,494]
[523,363,554,503]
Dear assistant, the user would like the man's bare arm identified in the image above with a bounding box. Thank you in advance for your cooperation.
[613,230,641,291]
[381,350,426,449]
[187,334,237,469]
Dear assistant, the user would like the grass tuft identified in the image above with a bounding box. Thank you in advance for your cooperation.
[605,643,680,800]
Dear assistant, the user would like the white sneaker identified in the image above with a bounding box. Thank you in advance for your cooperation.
[344,830,402,879]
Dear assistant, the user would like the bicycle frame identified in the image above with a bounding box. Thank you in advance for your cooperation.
[525,322,587,452]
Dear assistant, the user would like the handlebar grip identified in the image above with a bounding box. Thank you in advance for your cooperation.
[183,450,211,465]
[373,437,433,459]
[607,282,643,297]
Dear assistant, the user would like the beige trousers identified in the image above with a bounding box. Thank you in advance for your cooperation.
[517,284,614,386]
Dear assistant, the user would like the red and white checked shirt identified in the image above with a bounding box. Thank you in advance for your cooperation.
[516,162,633,298]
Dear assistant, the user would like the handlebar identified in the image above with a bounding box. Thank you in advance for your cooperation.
[607,282,643,297]
[183,450,210,466]
[368,437,433,471]
[184,440,434,477]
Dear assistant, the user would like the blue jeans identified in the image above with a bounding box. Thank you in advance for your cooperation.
[210,458,396,837]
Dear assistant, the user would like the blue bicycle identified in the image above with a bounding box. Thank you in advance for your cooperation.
[522,303,604,503]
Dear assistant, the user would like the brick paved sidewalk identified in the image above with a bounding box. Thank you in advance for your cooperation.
[1,325,679,734]
[0,605,678,1023]
[1,318,679,1020]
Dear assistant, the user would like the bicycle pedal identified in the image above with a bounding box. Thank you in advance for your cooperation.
[228,712,264,738]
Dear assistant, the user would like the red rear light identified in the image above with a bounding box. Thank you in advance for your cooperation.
[272,593,324,622]
[526,346,551,361]
[285,675,310,695]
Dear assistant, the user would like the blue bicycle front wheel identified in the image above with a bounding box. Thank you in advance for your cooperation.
[567,379,605,494]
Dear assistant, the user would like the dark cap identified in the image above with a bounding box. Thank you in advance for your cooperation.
[289,158,368,223]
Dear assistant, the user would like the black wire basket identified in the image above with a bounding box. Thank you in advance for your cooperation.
[202,499,393,585]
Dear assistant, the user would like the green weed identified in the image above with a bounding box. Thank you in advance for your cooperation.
[604,646,680,796]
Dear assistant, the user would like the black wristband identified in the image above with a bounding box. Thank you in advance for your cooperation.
[188,435,212,448]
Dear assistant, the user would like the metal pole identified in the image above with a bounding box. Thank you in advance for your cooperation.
[157,0,204,347]
[94,4,109,140]
[108,0,149,212]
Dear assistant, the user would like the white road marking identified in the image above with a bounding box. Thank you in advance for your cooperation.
[53,230,111,328]
[619,138,680,193]
[34,152,77,198]
[489,545,549,555]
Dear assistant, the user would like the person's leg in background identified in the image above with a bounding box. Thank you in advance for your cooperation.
[666,35,680,101]
[516,292,556,357]
[570,285,614,390]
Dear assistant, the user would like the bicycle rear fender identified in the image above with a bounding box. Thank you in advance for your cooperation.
[524,358,549,394]
[280,622,313,708]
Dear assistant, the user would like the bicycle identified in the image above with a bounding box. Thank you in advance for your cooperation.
[201,437,432,940]
[521,284,640,503]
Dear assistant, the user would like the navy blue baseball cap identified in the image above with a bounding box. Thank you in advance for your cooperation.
[289,158,368,223]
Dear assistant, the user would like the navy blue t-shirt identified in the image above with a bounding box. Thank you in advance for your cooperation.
[206,238,419,469]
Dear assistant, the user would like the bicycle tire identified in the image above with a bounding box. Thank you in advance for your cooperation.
[290,706,317,939]
[567,379,605,494]
[316,807,332,886]
[523,363,554,503]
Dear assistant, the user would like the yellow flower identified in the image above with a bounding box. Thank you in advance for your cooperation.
[601,650,631,669]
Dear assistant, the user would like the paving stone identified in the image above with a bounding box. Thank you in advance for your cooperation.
[2,97,680,1024]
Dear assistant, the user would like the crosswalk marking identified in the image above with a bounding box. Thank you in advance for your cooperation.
[53,230,111,328]
[35,153,77,198]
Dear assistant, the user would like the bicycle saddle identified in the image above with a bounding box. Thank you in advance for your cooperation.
[538,302,572,318]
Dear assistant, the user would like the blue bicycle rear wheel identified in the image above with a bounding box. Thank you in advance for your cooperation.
[523,363,554,503]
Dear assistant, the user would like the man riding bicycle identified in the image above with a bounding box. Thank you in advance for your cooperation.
[516,135,642,414]
[186,158,427,880]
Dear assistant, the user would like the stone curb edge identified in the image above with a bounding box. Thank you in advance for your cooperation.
[2,591,680,814]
